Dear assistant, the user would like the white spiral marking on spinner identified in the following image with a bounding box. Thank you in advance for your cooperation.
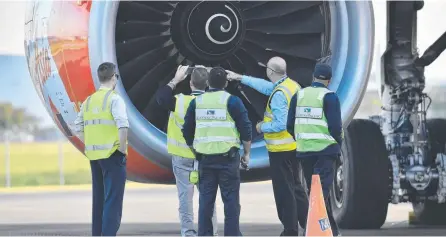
[205,5,239,45]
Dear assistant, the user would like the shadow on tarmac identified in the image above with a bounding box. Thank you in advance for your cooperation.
[1,223,446,236]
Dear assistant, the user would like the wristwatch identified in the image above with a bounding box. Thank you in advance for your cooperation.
[167,81,177,89]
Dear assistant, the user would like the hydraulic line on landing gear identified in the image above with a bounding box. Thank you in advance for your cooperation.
[382,1,446,205]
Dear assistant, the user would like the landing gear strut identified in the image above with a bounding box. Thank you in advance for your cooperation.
[330,1,446,229]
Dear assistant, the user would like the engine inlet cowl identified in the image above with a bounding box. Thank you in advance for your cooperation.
[88,0,375,179]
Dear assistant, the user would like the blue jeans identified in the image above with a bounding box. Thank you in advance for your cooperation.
[90,151,127,236]
[198,152,241,236]
[172,155,218,236]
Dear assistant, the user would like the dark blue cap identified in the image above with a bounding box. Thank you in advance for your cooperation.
[313,63,332,80]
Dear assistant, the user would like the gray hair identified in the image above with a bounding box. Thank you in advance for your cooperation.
[191,68,209,90]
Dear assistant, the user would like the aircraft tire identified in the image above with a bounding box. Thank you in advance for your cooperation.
[412,118,446,225]
[331,119,389,229]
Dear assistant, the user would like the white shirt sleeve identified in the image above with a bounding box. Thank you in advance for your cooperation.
[73,102,85,133]
[110,94,129,129]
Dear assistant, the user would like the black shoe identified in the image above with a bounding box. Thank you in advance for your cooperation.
[332,230,341,236]
[280,230,299,236]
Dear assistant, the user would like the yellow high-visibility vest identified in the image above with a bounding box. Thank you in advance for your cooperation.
[193,91,240,155]
[294,86,338,152]
[83,88,125,160]
[167,93,196,158]
[263,78,301,152]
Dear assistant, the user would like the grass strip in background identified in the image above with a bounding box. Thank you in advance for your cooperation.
[0,142,91,187]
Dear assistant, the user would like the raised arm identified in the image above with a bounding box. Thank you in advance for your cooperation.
[155,65,190,111]
[226,70,275,96]
[240,75,275,96]
[154,85,177,112]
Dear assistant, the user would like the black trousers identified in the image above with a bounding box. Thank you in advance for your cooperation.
[269,150,309,236]
[90,151,127,236]
[301,154,340,236]
[198,152,241,236]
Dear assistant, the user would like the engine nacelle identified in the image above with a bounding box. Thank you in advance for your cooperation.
[24,0,375,184]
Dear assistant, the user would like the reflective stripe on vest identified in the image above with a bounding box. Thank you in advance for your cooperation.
[264,137,296,145]
[85,143,116,151]
[167,138,189,148]
[295,133,335,141]
[294,86,337,152]
[167,93,196,159]
[83,89,122,160]
[84,119,115,126]
[263,78,300,152]
[193,91,240,155]
[194,136,240,144]
[176,93,187,118]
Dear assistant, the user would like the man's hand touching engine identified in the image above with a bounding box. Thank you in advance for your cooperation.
[168,65,189,89]
[225,69,243,81]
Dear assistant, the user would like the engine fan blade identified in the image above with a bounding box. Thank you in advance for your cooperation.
[117,1,170,23]
[115,1,329,133]
[116,35,171,66]
[245,31,322,60]
[132,1,176,13]
[241,41,316,86]
[128,51,180,111]
[239,1,268,11]
[116,21,170,42]
[246,6,325,35]
[120,44,175,91]
[243,1,322,21]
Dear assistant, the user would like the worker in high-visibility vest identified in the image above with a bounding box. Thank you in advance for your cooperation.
[73,62,128,236]
[287,63,343,236]
[182,67,252,236]
[226,57,308,235]
[154,65,218,237]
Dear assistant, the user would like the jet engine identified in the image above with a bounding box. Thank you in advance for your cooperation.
[24,0,377,229]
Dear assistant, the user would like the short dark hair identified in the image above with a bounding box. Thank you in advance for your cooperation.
[97,62,116,83]
[191,68,208,90]
[208,67,227,89]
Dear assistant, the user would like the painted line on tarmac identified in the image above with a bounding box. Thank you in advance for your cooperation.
[0,180,271,194]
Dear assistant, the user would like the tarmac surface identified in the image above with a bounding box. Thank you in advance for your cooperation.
[0,181,445,236]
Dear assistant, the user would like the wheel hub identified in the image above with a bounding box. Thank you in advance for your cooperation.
[333,158,344,207]
[337,165,344,190]
[171,1,244,63]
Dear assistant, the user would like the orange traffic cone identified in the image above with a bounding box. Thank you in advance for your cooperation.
[305,174,333,236]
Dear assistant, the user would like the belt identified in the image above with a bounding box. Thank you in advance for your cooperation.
[199,147,239,159]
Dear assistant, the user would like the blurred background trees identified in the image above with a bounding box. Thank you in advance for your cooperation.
[0,102,60,142]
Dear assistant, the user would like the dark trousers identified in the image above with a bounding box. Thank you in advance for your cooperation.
[90,151,127,236]
[301,154,340,236]
[269,151,308,236]
[198,153,241,236]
